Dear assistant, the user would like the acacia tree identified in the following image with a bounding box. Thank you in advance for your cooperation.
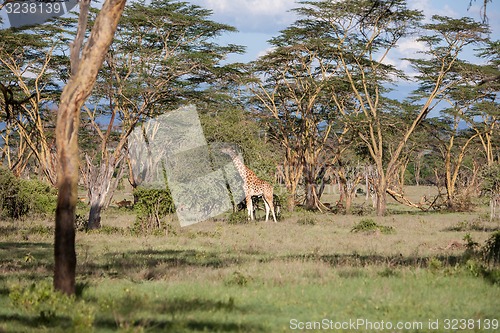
[472,41,500,165]
[439,86,497,209]
[310,1,490,215]
[0,26,69,182]
[250,26,353,210]
[54,0,126,295]
[83,0,244,229]
[251,0,423,214]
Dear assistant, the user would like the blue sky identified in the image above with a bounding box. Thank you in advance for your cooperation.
[189,0,500,65]
[188,0,499,106]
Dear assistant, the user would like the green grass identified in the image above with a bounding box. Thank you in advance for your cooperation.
[1,190,500,332]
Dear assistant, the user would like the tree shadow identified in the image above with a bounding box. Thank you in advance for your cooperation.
[283,252,465,268]
[0,242,52,257]
[95,317,266,332]
[92,296,265,332]
[0,242,53,280]
[79,248,245,279]
[0,313,72,331]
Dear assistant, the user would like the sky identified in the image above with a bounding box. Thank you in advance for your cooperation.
[186,0,500,104]
[188,0,500,66]
[1,0,499,94]
[2,0,499,65]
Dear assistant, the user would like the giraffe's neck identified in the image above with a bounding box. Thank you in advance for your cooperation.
[230,155,248,181]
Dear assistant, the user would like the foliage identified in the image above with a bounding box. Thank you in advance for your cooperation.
[225,271,251,287]
[9,280,95,331]
[482,231,500,266]
[461,232,500,284]
[351,219,395,234]
[18,177,58,214]
[0,23,69,183]
[481,163,500,196]
[132,187,175,234]
[226,210,250,225]
[297,213,317,225]
[0,168,56,219]
[0,167,19,218]
[200,107,280,179]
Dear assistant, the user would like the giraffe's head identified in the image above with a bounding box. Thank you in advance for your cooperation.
[220,146,239,159]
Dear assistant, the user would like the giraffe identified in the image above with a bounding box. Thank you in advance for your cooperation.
[222,147,277,223]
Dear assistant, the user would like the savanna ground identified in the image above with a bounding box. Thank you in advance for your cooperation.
[0,186,499,332]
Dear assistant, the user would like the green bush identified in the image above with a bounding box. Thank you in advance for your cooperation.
[482,231,500,266]
[9,280,95,331]
[297,214,317,225]
[0,168,56,219]
[0,167,20,218]
[18,178,57,214]
[351,219,395,234]
[227,210,249,224]
[132,187,175,234]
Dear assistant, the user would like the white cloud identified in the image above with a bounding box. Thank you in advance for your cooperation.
[190,0,298,33]
[381,37,429,81]
[256,46,276,58]
[202,0,293,16]
[397,38,426,55]
[408,0,457,22]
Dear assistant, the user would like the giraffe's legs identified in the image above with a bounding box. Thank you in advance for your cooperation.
[263,200,270,222]
[246,195,254,220]
[263,193,277,223]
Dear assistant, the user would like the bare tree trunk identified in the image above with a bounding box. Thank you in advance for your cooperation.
[414,151,425,186]
[345,194,353,214]
[103,161,126,209]
[491,194,500,221]
[282,147,302,211]
[85,154,124,229]
[304,162,320,210]
[54,0,126,295]
[375,172,388,216]
[375,188,387,216]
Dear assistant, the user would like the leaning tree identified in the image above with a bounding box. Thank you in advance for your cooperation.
[54,0,126,295]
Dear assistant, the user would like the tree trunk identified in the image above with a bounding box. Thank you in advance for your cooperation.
[53,0,126,295]
[282,148,302,212]
[85,154,123,229]
[345,194,353,214]
[304,182,317,210]
[375,189,387,216]
[491,194,500,221]
[103,161,126,209]
[304,164,318,210]
[375,174,388,216]
[54,177,77,295]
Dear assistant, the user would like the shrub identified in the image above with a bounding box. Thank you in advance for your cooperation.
[225,271,251,286]
[9,280,95,331]
[18,178,57,214]
[297,214,317,225]
[132,187,175,234]
[482,231,500,266]
[351,219,395,234]
[0,168,56,219]
[0,167,20,218]
[227,210,249,224]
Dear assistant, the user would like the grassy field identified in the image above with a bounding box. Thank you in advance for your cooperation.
[0,187,499,332]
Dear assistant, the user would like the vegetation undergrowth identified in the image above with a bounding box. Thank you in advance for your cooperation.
[351,218,395,234]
